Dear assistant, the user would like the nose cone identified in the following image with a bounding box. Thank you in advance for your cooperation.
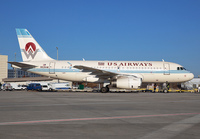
[187,73,194,81]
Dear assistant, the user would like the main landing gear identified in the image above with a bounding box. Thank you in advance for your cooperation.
[100,86,110,93]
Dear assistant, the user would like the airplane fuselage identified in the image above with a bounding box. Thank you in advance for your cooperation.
[24,60,194,83]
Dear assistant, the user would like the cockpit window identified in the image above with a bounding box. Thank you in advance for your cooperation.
[177,67,186,70]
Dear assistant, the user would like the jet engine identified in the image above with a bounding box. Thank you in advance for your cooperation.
[111,76,142,89]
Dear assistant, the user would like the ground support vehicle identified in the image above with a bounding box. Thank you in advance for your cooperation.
[27,83,42,91]
[10,83,26,90]
[49,83,71,91]
[1,83,12,91]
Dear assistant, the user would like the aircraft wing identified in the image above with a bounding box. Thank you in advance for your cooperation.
[8,62,37,69]
[74,65,118,78]
[74,65,138,79]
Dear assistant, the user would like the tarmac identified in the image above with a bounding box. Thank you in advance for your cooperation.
[0,91,200,139]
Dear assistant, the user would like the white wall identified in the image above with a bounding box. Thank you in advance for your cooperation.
[0,55,8,83]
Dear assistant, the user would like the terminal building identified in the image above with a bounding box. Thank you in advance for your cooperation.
[0,55,8,82]
[8,69,41,78]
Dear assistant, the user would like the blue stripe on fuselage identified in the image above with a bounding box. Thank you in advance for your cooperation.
[28,68,190,74]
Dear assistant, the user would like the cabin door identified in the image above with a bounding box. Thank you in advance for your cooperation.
[163,63,170,75]
[49,62,55,74]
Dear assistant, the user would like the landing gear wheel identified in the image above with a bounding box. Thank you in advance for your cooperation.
[101,87,109,93]
[163,89,168,93]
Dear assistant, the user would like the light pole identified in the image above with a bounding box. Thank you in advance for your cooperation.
[14,53,16,78]
[56,47,58,60]
[56,47,59,83]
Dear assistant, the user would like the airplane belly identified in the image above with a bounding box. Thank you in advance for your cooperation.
[28,71,89,82]
[142,73,191,83]
[56,72,88,81]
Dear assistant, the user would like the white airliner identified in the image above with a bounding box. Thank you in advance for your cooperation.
[9,29,194,92]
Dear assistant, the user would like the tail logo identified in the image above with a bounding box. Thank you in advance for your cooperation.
[22,42,39,59]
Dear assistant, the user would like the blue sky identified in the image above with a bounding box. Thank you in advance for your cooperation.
[0,0,200,76]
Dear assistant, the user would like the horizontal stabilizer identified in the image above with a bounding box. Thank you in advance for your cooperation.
[8,62,36,69]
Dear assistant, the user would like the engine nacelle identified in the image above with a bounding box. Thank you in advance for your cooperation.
[83,76,99,82]
[111,76,142,89]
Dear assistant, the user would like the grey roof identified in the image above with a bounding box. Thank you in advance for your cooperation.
[2,77,54,82]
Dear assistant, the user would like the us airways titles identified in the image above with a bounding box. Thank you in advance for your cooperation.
[98,62,153,67]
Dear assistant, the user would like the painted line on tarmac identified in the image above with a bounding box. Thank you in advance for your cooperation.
[0,99,199,108]
[0,113,199,125]
[139,114,200,139]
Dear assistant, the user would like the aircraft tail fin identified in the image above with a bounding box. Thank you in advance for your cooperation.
[16,28,54,61]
